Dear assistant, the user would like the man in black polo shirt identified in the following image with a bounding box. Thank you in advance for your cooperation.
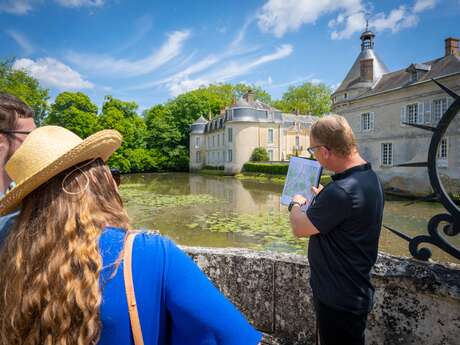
[289,115,384,345]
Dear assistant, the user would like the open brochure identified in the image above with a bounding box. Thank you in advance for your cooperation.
[281,157,322,209]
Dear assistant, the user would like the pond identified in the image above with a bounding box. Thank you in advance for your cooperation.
[119,172,460,264]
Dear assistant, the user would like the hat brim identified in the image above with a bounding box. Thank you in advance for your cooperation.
[0,129,122,216]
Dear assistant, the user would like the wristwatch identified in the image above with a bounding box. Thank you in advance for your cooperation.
[288,201,302,212]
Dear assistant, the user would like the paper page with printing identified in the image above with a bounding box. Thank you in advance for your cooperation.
[281,157,322,207]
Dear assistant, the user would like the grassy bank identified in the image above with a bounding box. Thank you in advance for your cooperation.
[236,171,332,186]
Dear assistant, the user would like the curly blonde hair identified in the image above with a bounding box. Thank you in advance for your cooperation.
[0,158,130,345]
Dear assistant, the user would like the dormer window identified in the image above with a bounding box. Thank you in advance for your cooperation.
[406,63,431,83]
[344,93,348,100]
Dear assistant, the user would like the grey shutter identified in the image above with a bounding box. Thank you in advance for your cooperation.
[417,102,424,124]
[370,112,375,131]
[357,114,362,133]
[400,106,406,126]
[424,100,431,124]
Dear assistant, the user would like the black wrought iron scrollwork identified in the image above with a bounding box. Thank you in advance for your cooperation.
[384,79,460,261]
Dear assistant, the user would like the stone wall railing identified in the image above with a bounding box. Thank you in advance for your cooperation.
[182,247,460,345]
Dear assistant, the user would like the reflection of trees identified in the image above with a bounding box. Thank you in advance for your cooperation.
[124,172,191,195]
[189,174,282,213]
[239,179,283,194]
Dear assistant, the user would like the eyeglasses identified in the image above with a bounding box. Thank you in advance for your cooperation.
[110,168,121,186]
[307,145,329,155]
[0,129,33,135]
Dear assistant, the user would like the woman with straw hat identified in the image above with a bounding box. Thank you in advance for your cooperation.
[0,126,261,345]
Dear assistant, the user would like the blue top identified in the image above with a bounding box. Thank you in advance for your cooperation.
[0,191,19,246]
[99,227,261,345]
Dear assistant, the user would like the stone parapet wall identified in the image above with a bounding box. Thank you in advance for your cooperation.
[182,246,460,345]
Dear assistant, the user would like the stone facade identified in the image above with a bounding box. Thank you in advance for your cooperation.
[332,33,460,196]
[183,246,460,345]
[189,92,315,174]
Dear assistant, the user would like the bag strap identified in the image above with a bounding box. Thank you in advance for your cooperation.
[123,232,145,345]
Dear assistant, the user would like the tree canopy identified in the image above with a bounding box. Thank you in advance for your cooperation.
[0,60,49,125]
[272,82,332,116]
[2,65,335,172]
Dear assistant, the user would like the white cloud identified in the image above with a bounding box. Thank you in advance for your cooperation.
[413,0,437,13]
[371,6,418,34]
[0,0,33,15]
[13,58,94,90]
[166,44,293,96]
[0,0,105,14]
[54,0,104,7]
[114,14,153,53]
[5,30,34,55]
[331,11,366,39]
[257,0,363,38]
[258,0,438,40]
[66,30,190,77]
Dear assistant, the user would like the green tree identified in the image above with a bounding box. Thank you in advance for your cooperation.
[99,96,149,172]
[233,83,272,104]
[250,147,269,162]
[46,92,99,138]
[99,96,146,149]
[0,60,49,125]
[273,82,332,116]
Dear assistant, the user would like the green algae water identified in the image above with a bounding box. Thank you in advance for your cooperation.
[120,172,460,264]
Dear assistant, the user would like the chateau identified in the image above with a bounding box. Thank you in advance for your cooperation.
[189,91,316,174]
[332,31,460,195]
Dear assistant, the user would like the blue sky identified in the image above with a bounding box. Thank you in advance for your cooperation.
[1,0,459,111]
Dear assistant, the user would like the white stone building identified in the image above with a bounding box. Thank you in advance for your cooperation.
[332,30,460,195]
[189,91,316,174]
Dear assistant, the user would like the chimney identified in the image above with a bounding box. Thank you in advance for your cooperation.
[360,58,374,82]
[445,37,459,57]
[244,89,255,104]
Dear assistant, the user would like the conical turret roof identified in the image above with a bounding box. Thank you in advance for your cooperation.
[334,29,389,94]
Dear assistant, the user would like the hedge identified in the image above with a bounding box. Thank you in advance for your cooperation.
[242,162,332,186]
[242,162,289,175]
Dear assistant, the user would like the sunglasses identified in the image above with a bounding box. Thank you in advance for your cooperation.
[110,168,121,186]
[307,145,329,155]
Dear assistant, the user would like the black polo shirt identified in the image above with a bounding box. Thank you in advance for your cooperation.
[306,163,384,314]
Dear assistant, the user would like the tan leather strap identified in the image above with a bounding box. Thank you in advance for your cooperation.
[123,232,145,345]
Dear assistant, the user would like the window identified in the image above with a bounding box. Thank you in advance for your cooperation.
[438,137,448,160]
[344,93,348,100]
[381,143,393,166]
[433,98,447,123]
[295,136,300,147]
[227,149,232,162]
[195,137,200,148]
[268,149,273,161]
[196,151,201,163]
[217,151,220,162]
[361,112,374,131]
[207,152,210,163]
[406,104,419,124]
[217,134,220,146]
[268,128,274,144]
[212,136,215,147]
[227,128,233,143]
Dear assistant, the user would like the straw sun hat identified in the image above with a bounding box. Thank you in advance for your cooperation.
[0,126,122,216]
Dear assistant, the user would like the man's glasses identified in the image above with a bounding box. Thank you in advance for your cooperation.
[0,129,33,135]
[307,145,329,155]
[110,168,121,186]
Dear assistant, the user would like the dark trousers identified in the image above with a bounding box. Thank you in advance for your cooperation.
[314,298,368,345]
